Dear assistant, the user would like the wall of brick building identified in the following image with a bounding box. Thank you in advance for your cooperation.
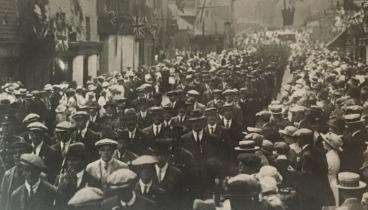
[0,0,21,84]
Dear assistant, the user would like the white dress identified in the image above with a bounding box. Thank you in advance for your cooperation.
[326,149,340,206]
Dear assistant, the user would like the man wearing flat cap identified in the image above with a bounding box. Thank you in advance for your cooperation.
[117,108,148,156]
[132,155,165,205]
[55,142,88,210]
[9,154,57,210]
[101,168,157,210]
[70,111,99,163]
[294,128,335,210]
[0,139,33,210]
[27,122,59,182]
[52,121,74,174]
[85,139,127,189]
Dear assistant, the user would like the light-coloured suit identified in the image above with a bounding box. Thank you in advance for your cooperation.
[85,158,128,189]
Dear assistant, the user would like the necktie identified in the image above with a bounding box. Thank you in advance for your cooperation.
[144,185,148,195]
[29,187,34,200]
[210,127,214,135]
[104,162,108,171]
[225,120,230,129]
[158,168,162,183]
[154,126,157,136]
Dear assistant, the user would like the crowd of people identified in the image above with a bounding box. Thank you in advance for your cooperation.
[1,29,367,210]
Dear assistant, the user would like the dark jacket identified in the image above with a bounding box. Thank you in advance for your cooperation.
[101,193,157,210]
[54,170,88,210]
[0,166,25,210]
[9,180,57,210]
[116,128,148,155]
[70,129,100,163]
[296,144,335,210]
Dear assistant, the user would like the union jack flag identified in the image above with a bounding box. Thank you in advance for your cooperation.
[131,16,148,40]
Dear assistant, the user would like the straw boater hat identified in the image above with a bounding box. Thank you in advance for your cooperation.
[235,140,260,152]
[337,172,366,190]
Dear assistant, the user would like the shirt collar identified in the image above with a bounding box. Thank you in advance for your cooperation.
[129,128,137,137]
[155,163,169,179]
[120,192,136,207]
[76,170,84,179]
[208,124,217,129]
[193,130,204,141]
[80,122,89,138]
[139,179,153,193]
[33,141,44,156]
[25,178,41,195]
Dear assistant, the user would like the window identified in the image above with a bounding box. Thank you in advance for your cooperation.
[85,17,91,41]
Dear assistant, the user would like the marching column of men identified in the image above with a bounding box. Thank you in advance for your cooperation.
[5,31,368,210]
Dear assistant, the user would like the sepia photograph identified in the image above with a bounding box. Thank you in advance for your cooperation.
[1,0,368,210]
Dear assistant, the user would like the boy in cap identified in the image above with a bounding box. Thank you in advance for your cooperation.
[9,154,57,210]
[101,168,157,210]
[0,139,33,210]
[55,142,88,210]
[85,139,127,189]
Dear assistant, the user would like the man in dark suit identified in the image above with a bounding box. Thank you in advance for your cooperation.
[203,107,224,139]
[9,153,57,210]
[70,111,99,163]
[220,104,242,160]
[116,108,148,156]
[0,139,33,210]
[294,128,335,210]
[87,102,102,132]
[143,107,170,145]
[55,142,88,210]
[27,122,59,183]
[151,138,183,210]
[179,109,223,201]
[51,121,74,175]
[136,98,153,129]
